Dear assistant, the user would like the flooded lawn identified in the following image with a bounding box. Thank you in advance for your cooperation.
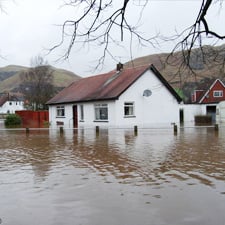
[0,126,225,225]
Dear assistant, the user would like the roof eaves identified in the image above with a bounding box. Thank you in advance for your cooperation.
[47,97,118,106]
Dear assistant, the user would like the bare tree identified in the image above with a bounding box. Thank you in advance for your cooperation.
[20,56,55,110]
[172,0,225,68]
[51,0,158,67]
[51,0,224,69]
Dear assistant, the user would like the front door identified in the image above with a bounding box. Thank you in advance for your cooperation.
[73,105,78,128]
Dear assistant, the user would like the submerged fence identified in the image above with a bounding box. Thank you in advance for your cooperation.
[1,124,220,135]
[0,121,221,136]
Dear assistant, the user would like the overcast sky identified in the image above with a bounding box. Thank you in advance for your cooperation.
[0,0,224,77]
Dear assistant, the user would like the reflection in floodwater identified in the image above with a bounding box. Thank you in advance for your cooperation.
[0,127,225,225]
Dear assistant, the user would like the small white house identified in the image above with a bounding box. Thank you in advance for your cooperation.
[0,93,24,114]
[47,64,183,128]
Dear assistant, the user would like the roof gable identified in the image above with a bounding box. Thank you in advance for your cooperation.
[199,79,225,103]
[47,64,182,105]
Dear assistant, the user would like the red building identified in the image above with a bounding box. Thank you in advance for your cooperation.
[192,79,225,104]
[191,79,225,122]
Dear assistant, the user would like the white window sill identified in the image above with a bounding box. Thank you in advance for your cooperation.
[124,115,136,118]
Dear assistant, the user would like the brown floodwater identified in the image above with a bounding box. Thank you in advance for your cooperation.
[0,124,225,225]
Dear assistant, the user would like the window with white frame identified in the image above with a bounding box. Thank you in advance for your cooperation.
[80,105,84,121]
[213,90,223,97]
[56,105,65,117]
[124,102,135,117]
[94,103,108,121]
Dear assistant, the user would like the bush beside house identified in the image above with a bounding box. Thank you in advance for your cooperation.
[4,114,22,126]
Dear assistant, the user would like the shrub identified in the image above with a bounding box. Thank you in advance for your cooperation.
[4,114,22,126]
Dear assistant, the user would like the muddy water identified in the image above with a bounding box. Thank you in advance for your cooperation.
[0,127,225,225]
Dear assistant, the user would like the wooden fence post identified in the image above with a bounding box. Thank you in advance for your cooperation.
[60,126,64,135]
[214,124,219,132]
[174,124,177,135]
[96,126,100,136]
[134,125,138,136]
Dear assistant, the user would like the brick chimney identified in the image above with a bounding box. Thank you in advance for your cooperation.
[116,62,123,71]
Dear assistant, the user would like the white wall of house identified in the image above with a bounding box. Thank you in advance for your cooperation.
[49,102,214,129]
[49,101,116,128]
[49,69,182,128]
[0,101,24,114]
[180,104,206,125]
[79,101,115,127]
[113,69,181,127]
[49,104,73,128]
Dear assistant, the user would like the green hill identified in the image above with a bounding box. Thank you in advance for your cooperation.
[0,65,81,93]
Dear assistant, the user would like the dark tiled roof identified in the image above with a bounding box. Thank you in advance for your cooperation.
[0,95,8,107]
[47,64,182,105]
[0,93,24,106]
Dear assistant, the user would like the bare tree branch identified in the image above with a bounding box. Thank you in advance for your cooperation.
[50,0,225,71]
[49,0,159,65]
[171,0,225,69]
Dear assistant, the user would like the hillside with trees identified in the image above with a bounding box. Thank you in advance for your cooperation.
[125,44,225,102]
[0,65,80,93]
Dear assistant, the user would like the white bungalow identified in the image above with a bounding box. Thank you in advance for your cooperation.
[46,64,183,128]
[0,93,24,114]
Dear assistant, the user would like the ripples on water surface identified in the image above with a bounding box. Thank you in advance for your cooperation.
[0,127,225,225]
